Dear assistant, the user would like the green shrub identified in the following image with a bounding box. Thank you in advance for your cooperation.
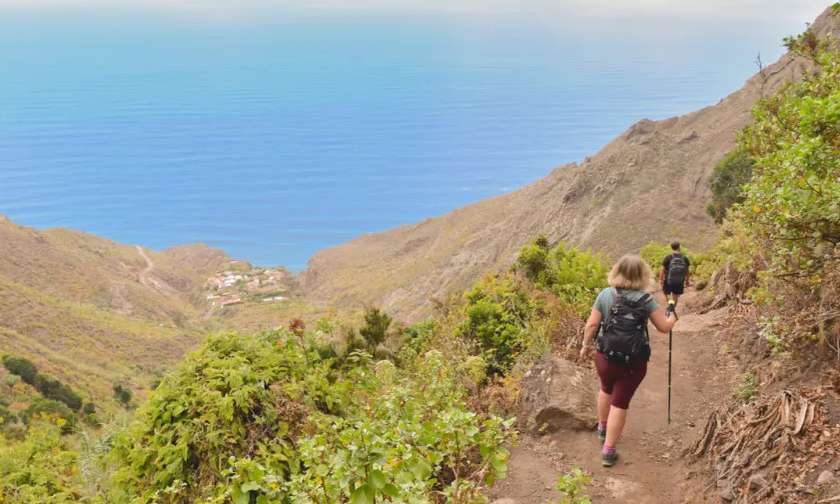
[555,466,593,504]
[359,307,392,348]
[692,219,757,285]
[517,239,549,281]
[396,320,437,364]
[515,237,607,316]
[110,331,514,503]
[80,403,100,427]
[33,374,83,412]
[707,147,754,223]
[736,373,758,402]
[112,384,132,407]
[458,274,533,375]
[2,355,38,385]
[2,356,83,411]
[3,373,21,390]
[0,405,16,427]
[20,398,77,434]
[0,421,87,502]
[730,46,840,349]
[739,49,840,279]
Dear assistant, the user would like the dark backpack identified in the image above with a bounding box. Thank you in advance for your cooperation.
[666,254,688,285]
[596,289,651,365]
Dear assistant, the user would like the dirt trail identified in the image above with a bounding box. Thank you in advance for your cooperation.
[136,245,155,286]
[136,245,179,296]
[491,290,737,503]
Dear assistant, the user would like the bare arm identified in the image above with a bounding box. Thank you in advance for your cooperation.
[649,306,678,333]
[659,267,666,285]
[579,308,603,359]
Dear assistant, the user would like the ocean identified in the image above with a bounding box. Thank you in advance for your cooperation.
[0,6,820,270]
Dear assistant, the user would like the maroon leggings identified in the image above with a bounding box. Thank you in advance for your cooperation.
[595,352,647,409]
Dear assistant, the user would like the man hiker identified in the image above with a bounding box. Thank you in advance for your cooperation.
[659,241,690,305]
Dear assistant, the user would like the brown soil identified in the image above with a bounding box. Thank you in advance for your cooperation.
[490,289,738,503]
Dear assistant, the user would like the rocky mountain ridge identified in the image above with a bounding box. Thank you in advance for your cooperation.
[302,6,840,322]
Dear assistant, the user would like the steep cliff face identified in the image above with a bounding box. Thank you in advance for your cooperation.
[303,7,839,323]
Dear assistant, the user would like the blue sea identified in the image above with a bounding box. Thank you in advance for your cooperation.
[0,5,824,270]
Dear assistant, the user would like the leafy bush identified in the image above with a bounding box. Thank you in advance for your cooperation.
[517,239,550,281]
[0,405,16,427]
[2,355,84,411]
[739,49,840,279]
[80,403,100,427]
[0,421,87,503]
[736,373,758,402]
[456,237,603,375]
[2,355,38,385]
[19,398,77,434]
[516,237,607,316]
[3,373,21,390]
[359,307,392,348]
[112,384,132,407]
[728,46,840,351]
[555,466,593,504]
[706,147,754,224]
[692,219,757,285]
[111,330,514,502]
[458,274,534,375]
[396,320,437,364]
[33,374,83,412]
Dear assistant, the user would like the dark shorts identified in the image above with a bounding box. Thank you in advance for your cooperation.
[595,352,647,409]
[663,281,684,295]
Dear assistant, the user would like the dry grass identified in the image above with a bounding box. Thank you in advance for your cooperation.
[0,217,226,406]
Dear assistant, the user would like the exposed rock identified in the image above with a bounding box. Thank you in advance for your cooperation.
[520,354,597,433]
[624,118,656,141]
[817,470,835,485]
[718,479,735,501]
[605,477,643,499]
[678,130,700,144]
[748,473,769,491]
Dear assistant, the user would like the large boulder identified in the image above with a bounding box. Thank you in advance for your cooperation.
[520,354,598,433]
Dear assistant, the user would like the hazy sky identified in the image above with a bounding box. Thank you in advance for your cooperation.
[0,0,830,23]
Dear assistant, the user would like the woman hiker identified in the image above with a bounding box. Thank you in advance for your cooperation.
[579,254,678,466]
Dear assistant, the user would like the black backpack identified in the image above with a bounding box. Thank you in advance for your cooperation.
[666,254,688,285]
[596,289,651,365]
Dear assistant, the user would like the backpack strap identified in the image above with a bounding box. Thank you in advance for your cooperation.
[639,292,651,343]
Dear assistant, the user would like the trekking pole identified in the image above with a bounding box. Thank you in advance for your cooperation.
[668,328,673,425]
[666,300,676,425]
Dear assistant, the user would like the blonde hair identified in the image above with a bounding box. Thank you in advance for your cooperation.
[607,254,651,291]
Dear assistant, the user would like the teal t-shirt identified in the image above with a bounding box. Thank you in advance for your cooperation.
[593,287,658,317]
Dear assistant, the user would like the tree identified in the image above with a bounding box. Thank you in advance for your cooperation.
[739,49,840,276]
[359,308,392,348]
[516,236,550,282]
[707,147,754,223]
[113,383,133,407]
